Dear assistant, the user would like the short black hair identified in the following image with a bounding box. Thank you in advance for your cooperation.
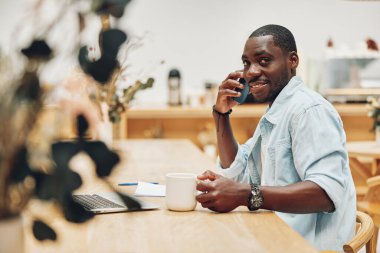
[249,24,297,53]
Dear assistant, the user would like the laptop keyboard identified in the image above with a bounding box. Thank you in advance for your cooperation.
[72,194,125,210]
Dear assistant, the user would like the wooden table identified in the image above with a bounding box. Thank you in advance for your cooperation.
[24,139,318,253]
[347,141,380,198]
[347,141,380,178]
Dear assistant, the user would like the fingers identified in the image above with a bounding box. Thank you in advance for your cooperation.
[197,170,219,181]
[218,88,242,98]
[196,180,215,192]
[196,178,218,206]
[196,191,217,209]
[219,71,244,92]
[196,179,221,210]
[199,200,215,209]
[225,71,243,82]
[213,71,245,112]
[196,195,228,213]
[196,191,214,202]
[216,72,244,105]
[220,78,244,91]
[222,71,244,89]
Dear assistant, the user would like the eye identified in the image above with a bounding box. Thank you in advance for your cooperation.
[242,60,249,67]
[259,57,271,66]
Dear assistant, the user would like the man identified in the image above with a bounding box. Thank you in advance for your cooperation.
[196,24,356,251]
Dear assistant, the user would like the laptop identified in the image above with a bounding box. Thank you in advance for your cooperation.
[72,192,160,214]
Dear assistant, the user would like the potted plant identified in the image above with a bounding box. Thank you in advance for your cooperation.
[0,0,153,251]
[367,96,380,143]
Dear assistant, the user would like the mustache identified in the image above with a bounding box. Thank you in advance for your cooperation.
[248,78,269,85]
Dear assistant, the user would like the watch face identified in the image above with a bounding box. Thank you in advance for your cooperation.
[249,184,263,211]
[251,195,263,208]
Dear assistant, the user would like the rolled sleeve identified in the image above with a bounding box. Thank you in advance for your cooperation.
[291,104,348,211]
[215,141,253,183]
[304,158,345,211]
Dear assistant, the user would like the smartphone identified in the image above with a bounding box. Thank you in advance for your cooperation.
[232,78,249,104]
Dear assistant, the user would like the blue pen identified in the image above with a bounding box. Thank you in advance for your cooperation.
[118,182,159,186]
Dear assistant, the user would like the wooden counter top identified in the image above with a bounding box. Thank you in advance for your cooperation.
[123,103,373,145]
[125,103,368,119]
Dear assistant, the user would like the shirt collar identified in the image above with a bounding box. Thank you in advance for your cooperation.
[263,76,303,125]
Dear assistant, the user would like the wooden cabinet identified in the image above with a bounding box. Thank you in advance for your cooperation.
[122,103,374,200]
[333,104,374,141]
[123,104,375,147]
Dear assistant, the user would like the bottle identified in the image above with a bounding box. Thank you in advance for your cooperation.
[168,69,181,106]
[204,82,214,107]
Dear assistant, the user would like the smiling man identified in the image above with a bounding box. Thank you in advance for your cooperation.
[196,24,356,251]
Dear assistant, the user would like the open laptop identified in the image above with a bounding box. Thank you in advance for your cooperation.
[72,192,160,214]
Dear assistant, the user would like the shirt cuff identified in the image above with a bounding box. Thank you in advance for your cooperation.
[215,145,247,179]
[305,176,344,213]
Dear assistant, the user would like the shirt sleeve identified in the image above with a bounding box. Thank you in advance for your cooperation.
[214,138,254,184]
[290,104,349,211]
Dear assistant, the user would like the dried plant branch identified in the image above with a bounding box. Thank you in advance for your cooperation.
[0,73,43,218]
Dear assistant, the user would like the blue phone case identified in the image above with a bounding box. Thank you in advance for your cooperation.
[232,78,249,104]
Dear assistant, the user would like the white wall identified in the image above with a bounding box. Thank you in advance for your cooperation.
[1,0,380,104]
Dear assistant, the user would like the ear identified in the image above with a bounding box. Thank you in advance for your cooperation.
[288,51,299,70]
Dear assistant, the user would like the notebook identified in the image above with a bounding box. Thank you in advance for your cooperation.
[72,192,160,214]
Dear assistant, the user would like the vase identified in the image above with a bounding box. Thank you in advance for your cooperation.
[96,102,114,146]
[97,119,113,146]
[376,126,380,144]
[112,113,127,140]
[0,215,24,253]
[96,102,127,145]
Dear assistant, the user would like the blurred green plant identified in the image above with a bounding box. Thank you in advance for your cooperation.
[367,96,380,131]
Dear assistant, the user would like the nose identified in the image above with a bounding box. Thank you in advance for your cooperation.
[246,64,261,80]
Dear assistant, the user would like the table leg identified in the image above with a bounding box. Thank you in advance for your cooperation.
[371,159,380,176]
[349,157,372,179]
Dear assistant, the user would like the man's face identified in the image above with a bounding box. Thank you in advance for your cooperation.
[242,35,294,104]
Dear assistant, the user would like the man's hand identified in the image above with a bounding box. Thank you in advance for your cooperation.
[214,71,244,114]
[196,170,251,213]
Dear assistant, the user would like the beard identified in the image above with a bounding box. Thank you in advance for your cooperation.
[252,69,290,103]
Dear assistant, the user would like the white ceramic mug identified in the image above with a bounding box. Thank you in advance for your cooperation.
[165,173,197,211]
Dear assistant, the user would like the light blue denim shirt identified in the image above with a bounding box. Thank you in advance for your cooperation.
[216,76,356,252]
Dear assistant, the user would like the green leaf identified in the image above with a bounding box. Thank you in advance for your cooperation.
[62,195,94,223]
[78,29,127,84]
[10,146,32,183]
[92,0,132,18]
[33,169,82,203]
[15,71,41,101]
[51,142,80,168]
[32,220,57,241]
[21,40,53,61]
[83,141,120,177]
[77,114,89,138]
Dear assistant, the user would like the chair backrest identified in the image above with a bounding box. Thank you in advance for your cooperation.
[343,211,375,253]
[365,175,380,203]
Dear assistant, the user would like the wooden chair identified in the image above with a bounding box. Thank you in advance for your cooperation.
[343,211,375,253]
[321,211,375,253]
[357,175,380,253]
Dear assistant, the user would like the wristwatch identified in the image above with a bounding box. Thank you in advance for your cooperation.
[248,184,264,211]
